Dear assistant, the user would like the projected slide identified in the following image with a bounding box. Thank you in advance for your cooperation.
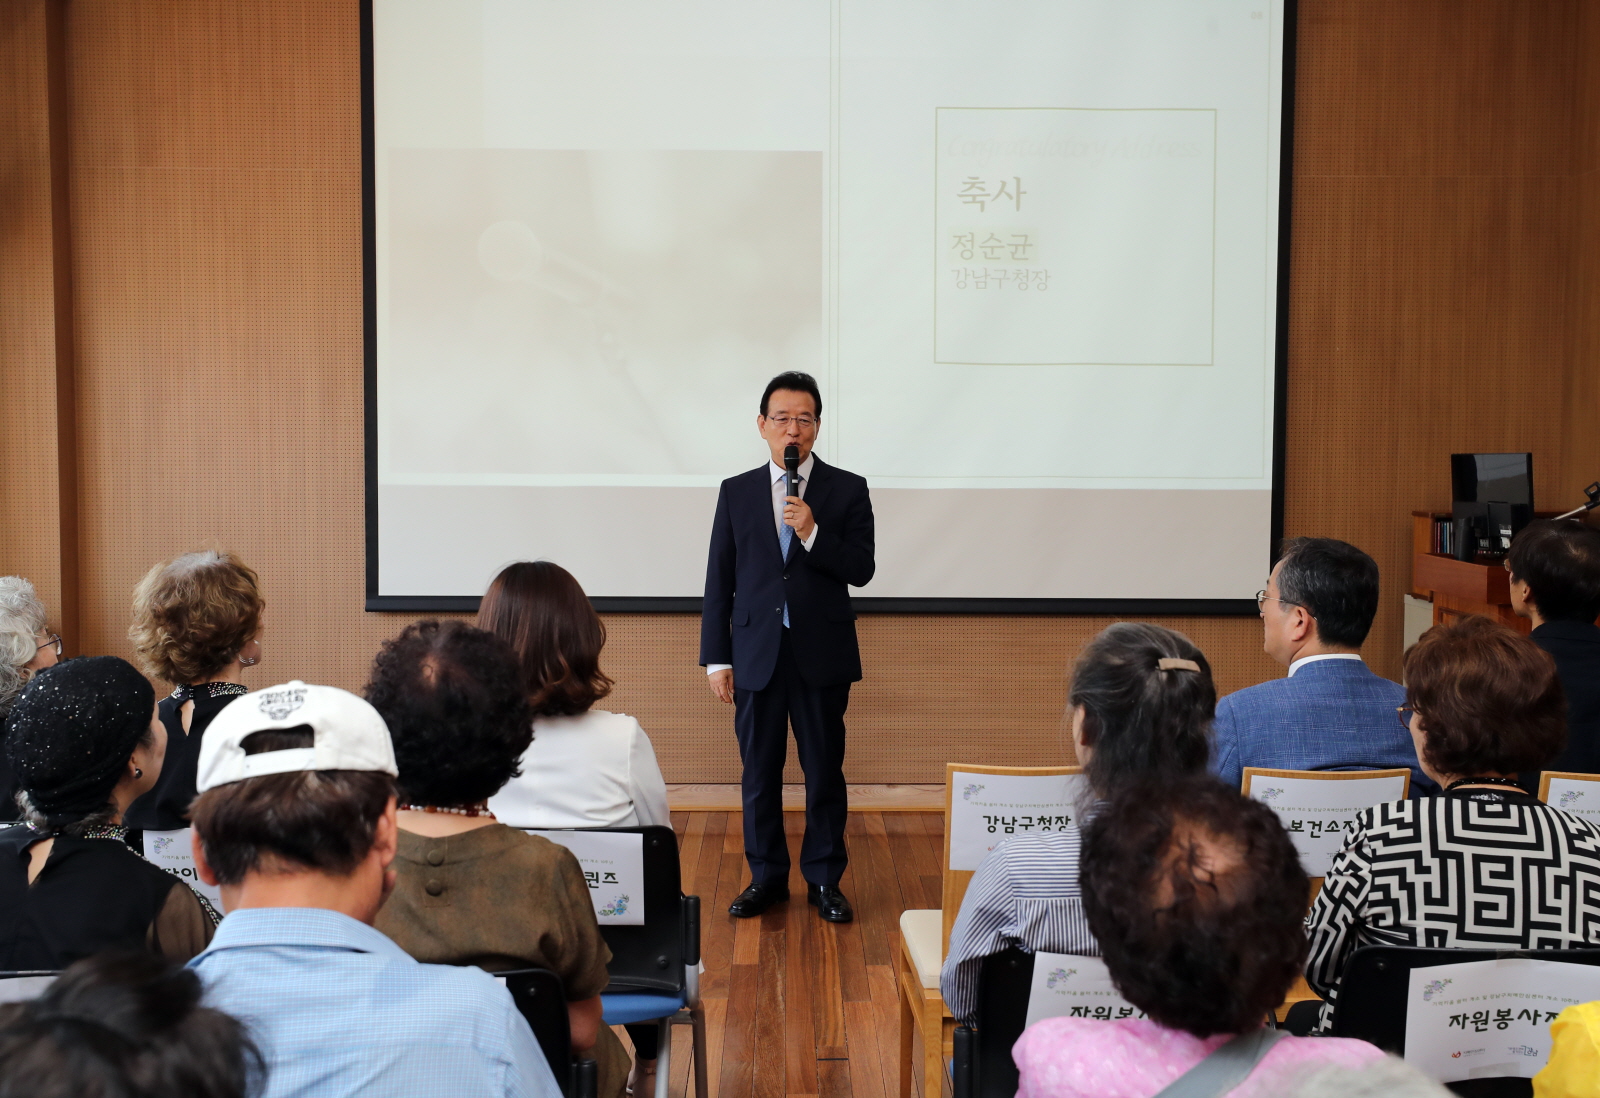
[370,0,1289,604]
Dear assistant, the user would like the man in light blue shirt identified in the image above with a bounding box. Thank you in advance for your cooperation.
[185,680,562,1098]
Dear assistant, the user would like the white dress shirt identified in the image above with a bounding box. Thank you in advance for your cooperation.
[487,709,671,828]
[705,454,819,675]
[1287,652,1365,677]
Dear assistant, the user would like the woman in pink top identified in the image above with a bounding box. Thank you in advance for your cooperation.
[1015,778,1385,1098]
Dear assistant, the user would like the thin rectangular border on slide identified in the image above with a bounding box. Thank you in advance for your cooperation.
[360,0,1298,615]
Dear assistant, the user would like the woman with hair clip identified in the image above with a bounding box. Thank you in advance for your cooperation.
[939,622,1218,1026]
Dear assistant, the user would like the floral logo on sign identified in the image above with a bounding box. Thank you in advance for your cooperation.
[1561,790,1585,808]
[962,784,985,801]
[1045,968,1077,989]
[152,836,174,856]
[1421,979,1452,1002]
[1258,787,1283,802]
[598,895,630,917]
[1510,1046,1540,1058]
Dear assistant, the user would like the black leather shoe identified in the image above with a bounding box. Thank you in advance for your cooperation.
[728,880,790,918]
[807,883,854,923]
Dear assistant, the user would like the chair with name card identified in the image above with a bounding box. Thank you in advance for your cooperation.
[499,967,598,1098]
[529,825,705,1098]
[897,763,1085,1098]
[1330,945,1600,1097]
[0,971,58,1004]
[1241,767,1411,1023]
[1539,771,1600,826]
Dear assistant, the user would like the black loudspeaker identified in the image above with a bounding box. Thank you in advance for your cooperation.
[1452,515,1480,562]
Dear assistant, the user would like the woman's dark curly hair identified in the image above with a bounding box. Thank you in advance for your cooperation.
[1068,623,1216,799]
[1080,778,1309,1037]
[363,619,534,807]
[0,951,263,1098]
[477,561,614,717]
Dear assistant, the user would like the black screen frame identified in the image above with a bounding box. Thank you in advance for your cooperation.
[361,0,1297,615]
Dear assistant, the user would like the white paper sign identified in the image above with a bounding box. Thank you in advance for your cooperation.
[1404,959,1600,1082]
[1245,774,1406,876]
[948,771,1087,871]
[1546,778,1600,826]
[523,830,645,925]
[142,828,224,907]
[1025,952,1145,1029]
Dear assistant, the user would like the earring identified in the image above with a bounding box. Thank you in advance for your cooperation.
[239,648,259,667]
[133,767,143,779]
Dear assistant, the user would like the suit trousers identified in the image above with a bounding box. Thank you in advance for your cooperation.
[733,628,850,887]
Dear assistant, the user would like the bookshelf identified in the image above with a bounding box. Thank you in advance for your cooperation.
[1409,511,1532,635]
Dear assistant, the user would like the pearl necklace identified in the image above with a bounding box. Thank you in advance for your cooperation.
[399,803,496,819]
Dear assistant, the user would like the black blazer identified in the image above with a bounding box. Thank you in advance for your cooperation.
[699,457,875,691]
[1534,620,1600,777]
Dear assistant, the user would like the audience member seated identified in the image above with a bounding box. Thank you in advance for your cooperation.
[366,620,628,1098]
[1210,537,1434,793]
[1506,518,1600,787]
[0,950,263,1098]
[0,657,216,968]
[125,550,265,832]
[477,560,672,1092]
[1013,779,1384,1098]
[186,680,562,1098]
[940,622,1216,1026]
[1304,616,1600,1034]
[0,576,59,823]
[479,561,669,830]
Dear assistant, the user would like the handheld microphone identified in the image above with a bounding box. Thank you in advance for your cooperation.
[784,445,801,500]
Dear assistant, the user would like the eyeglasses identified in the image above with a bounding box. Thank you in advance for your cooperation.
[1397,705,1418,730]
[1255,590,1300,611]
[763,414,818,430]
[34,632,61,659]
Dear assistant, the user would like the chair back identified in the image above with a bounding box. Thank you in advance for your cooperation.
[943,764,1085,950]
[498,967,595,1098]
[0,971,57,1004]
[1241,768,1408,883]
[1539,772,1600,828]
[1332,946,1600,1094]
[534,826,692,997]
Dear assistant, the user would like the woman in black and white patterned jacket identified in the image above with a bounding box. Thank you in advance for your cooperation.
[1303,615,1600,1033]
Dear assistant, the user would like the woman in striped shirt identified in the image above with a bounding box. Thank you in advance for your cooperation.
[940,622,1218,1024]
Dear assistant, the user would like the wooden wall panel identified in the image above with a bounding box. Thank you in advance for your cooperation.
[2,0,1593,784]
[1565,2,1600,499]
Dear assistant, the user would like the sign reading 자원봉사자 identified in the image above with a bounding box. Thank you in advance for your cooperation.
[1025,952,1145,1029]
[1404,958,1600,1083]
[948,771,1087,871]
[523,829,645,925]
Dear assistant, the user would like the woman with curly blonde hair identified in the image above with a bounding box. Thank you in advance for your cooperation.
[124,551,264,831]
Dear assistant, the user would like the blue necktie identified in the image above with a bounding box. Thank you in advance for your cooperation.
[778,479,794,627]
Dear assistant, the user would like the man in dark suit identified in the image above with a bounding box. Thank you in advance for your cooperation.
[700,372,874,923]
[1508,519,1600,790]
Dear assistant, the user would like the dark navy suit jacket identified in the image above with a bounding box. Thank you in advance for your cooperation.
[699,457,875,692]
[1209,657,1437,795]
[1525,620,1600,787]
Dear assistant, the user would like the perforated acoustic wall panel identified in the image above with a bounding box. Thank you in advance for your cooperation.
[4,0,1597,783]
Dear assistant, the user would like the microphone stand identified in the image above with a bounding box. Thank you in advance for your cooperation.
[1554,481,1600,521]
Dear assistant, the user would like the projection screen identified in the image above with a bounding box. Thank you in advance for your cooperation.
[365,0,1294,611]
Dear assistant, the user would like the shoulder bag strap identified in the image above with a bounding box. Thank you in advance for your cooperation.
[1150,1027,1289,1098]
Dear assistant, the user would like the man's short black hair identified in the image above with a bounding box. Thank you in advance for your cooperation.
[1507,519,1600,622]
[1275,537,1381,648]
[760,372,822,418]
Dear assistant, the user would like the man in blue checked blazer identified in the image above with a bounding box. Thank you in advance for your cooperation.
[700,372,875,924]
[1211,538,1436,795]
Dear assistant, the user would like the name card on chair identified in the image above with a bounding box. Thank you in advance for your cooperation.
[1242,770,1407,878]
[1404,958,1600,1083]
[1025,952,1145,1029]
[1541,775,1600,826]
[523,830,645,925]
[142,828,224,906]
[948,771,1088,871]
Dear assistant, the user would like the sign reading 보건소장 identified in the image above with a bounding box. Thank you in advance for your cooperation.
[523,829,645,925]
[948,771,1087,871]
[143,828,224,906]
[1245,773,1406,877]
[1025,952,1145,1029]
[1404,959,1600,1083]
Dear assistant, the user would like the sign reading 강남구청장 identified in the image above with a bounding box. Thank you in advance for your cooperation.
[1245,774,1406,877]
[142,828,224,907]
[1025,952,1145,1029]
[948,771,1087,871]
[523,829,645,925]
[1404,959,1600,1083]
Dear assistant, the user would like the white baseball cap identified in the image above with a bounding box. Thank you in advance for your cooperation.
[195,680,399,793]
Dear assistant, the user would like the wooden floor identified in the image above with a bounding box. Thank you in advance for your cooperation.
[640,810,945,1098]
